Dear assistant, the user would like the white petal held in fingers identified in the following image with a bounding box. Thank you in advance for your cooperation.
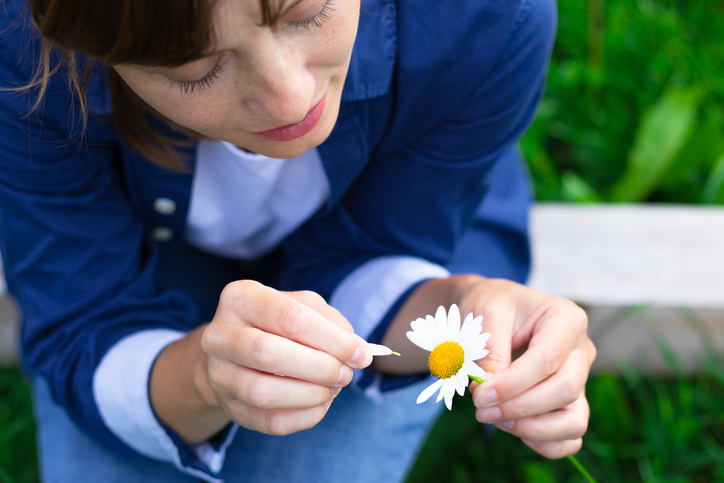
[369,343,400,356]
[406,304,490,410]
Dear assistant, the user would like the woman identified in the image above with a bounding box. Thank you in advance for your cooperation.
[0,0,595,481]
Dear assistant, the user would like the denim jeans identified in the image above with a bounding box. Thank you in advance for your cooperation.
[33,376,443,483]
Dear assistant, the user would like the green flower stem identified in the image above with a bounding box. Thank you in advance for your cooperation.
[567,455,597,483]
[468,375,484,384]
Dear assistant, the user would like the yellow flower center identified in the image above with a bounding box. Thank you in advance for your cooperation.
[428,341,465,379]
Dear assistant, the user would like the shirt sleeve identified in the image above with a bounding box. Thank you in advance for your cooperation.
[278,0,557,391]
[0,5,233,480]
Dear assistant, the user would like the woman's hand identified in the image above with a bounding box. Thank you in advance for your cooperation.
[457,277,596,459]
[151,280,373,444]
[375,275,596,459]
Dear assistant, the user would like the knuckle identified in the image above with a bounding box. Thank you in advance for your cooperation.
[248,334,279,370]
[246,378,273,409]
[571,415,589,439]
[560,378,583,406]
[279,302,311,337]
[266,412,292,436]
[539,346,564,375]
[295,290,326,305]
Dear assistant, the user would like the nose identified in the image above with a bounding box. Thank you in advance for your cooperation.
[242,40,317,125]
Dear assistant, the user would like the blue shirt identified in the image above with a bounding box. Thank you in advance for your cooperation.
[0,0,556,480]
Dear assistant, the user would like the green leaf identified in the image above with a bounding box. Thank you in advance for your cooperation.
[561,171,603,203]
[700,153,724,204]
[609,88,702,201]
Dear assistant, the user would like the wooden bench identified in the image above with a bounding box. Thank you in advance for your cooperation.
[2,203,723,371]
[528,203,724,373]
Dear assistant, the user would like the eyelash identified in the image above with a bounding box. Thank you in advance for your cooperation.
[170,64,223,94]
[170,0,335,94]
[290,0,335,30]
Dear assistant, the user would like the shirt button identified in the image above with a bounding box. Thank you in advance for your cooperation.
[153,197,177,215]
[151,227,174,242]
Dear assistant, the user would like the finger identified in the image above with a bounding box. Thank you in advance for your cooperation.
[474,301,587,408]
[475,343,591,421]
[467,301,515,387]
[491,392,590,442]
[211,363,335,411]
[522,438,583,459]
[226,400,334,436]
[216,327,355,387]
[219,280,372,368]
[285,290,354,333]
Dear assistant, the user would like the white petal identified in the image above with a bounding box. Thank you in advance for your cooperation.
[416,379,444,404]
[368,343,399,356]
[464,361,488,380]
[444,384,455,410]
[411,318,438,346]
[478,332,491,344]
[455,371,467,396]
[435,306,452,341]
[459,313,475,341]
[425,314,442,341]
[447,304,461,342]
[406,331,436,351]
[466,348,489,362]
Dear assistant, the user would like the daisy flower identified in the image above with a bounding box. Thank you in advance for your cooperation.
[406,304,490,410]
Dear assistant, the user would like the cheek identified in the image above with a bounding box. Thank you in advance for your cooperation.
[143,87,233,133]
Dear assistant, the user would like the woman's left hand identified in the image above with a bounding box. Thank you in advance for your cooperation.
[457,277,596,459]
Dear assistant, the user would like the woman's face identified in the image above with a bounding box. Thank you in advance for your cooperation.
[113,0,360,159]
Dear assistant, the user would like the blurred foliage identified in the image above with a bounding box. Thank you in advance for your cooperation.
[520,0,724,203]
[407,356,724,483]
[0,367,37,483]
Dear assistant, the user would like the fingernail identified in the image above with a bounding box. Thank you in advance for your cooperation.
[476,406,502,423]
[496,420,514,432]
[331,387,342,398]
[351,345,367,368]
[522,439,541,447]
[474,389,498,408]
[337,365,353,386]
[324,400,333,409]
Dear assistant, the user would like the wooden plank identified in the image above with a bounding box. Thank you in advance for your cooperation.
[527,204,724,308]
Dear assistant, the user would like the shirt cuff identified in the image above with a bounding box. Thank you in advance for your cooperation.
[93,329,236,482]
[329,256,450,399]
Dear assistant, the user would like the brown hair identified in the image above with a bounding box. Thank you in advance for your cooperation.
[26,0,284,169]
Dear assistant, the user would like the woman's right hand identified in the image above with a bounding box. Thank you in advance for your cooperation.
[151,280,373,443]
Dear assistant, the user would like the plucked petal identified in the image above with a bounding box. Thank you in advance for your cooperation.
[369,343,399,356]
[447,304,461,342]
[406,331,436,351]
[416,379,444,404]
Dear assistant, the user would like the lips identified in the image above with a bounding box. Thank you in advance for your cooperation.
[254,93,327,142]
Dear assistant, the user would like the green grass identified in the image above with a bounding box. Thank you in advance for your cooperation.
[2,356,723,483]
[521,0,724,204]
[406,362,724,483]
[0,367,38,483]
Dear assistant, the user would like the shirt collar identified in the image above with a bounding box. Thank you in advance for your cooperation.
[340,0,398,102]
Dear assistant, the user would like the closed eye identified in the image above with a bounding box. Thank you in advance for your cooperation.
[289,0,335,30]
[169,63,223,94]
